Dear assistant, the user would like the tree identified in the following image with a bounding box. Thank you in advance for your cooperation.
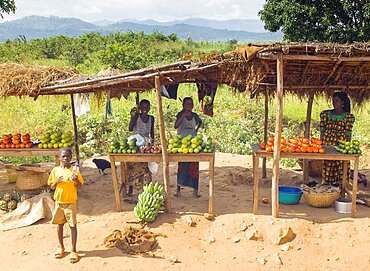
[258,0,369,43]
[0,0,16,18]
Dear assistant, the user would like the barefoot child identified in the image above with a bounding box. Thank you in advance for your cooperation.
[174,97,203,197]
[127,99,155,197]
[48,147,84,263]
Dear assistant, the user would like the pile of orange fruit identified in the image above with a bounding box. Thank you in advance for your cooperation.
[0,133,33,149]
[260,136,325,153]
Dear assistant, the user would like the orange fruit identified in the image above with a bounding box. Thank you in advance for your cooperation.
[319,148,325,153]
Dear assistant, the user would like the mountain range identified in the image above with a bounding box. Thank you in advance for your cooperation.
[0,16,282,42]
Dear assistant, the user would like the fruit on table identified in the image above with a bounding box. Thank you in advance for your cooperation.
[139,144,162,154]
[109,137,138,154]
[259,136,325,153]
[0,133,33,148]
[167,134,215,154]
[38,130,74,149]
[336,139,362,154]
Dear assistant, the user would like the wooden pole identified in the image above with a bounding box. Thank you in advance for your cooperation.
[303,93,314,182]
[272,52,284,218]
[70,94,80,164]
[135,92,140,109]
[262,87,269,178]
[155,76,171,213]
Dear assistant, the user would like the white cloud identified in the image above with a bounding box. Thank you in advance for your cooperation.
[2,0,265,22]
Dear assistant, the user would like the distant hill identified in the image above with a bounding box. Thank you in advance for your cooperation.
[0,16,282,42]
[125,17,267,33]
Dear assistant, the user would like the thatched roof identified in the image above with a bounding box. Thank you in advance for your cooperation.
[38,59,247,98]
[234,42,370,104]
[0,63,78,97]
[0,42,369,104]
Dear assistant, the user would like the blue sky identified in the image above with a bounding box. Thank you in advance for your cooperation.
[3,0,266,22]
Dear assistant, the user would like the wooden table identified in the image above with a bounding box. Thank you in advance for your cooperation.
[109,152,215,214]
[251,144,360,217]
[0,147,61,165]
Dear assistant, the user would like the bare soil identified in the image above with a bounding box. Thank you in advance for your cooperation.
[0,153,369,271]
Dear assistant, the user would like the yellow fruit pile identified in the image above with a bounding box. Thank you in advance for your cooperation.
[38,131,74,149]
[167,134,215,154]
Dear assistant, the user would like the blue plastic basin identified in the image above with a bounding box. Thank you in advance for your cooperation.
[278,186,303,205]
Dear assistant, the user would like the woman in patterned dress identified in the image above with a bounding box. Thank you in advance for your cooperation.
[320,92,355,185]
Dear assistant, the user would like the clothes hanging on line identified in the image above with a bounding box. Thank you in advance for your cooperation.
[73,93,91,117]
[196,82,218,117]
[160,84,179,100]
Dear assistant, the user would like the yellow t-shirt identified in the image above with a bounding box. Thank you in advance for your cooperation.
[48,166,84,204]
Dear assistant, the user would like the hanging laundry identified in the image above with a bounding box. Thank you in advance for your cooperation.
[105,99,112,118]
[196,82,218,117]
[160,84,179,100]
[73,93,91,117]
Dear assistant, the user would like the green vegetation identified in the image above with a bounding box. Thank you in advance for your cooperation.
[259,0,370,42]
[0,0,16,18]
[0,32,369,168]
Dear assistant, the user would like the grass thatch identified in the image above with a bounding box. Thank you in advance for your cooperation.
[0,63,78,98]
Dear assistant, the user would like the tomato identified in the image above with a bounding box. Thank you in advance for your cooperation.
[259,142,267,149]
[288,138,299,145]
[265,146,273,152]
[267,136,274,143]
[301,138,310,144]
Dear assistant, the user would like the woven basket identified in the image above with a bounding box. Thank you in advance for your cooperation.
[298,160,322,177]
[15,170,49,190]
[303,191,340,208]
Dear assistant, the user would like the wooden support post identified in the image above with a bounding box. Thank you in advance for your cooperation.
[253,152,260,214]
[351,158,359,217]
[262,88,269,178]
[70,94,80,164]
[135,92,140,108]
[303,93,314,182]
[272,52,284,218]
[155,76,171,213]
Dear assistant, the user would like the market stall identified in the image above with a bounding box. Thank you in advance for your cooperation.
[234,43,370,217]
[251,144,360,217]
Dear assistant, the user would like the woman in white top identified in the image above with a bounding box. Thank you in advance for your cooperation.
[127,99,154,197]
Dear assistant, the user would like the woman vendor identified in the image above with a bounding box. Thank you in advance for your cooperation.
[320,92,355,185]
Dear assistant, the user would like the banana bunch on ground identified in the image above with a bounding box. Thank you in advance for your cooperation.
[134,182,165,223]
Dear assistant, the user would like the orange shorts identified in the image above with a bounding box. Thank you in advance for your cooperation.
[51,202,77,227]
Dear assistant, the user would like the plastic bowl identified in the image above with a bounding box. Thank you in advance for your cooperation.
[279,186,303,205]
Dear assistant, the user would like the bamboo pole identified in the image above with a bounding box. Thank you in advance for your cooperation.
[272,52,284,218]
[70,94,80,164]
[303,93,314,182]
[155,76,171,213]
[262,87,269,178]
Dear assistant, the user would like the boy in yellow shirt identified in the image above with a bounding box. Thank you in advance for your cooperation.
[48,147,84,263]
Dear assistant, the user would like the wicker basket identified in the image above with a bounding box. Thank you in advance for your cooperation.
[303,191,340,208]
[298,159,322,177]
[15,170,49,190]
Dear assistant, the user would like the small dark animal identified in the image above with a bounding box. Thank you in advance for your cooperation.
[92,159,114,175]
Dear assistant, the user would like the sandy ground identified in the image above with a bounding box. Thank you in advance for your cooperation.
[0,152,369,271]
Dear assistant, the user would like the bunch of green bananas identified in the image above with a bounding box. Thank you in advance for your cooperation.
[134,182,165,222]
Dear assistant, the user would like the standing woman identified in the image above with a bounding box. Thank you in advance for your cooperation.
[174,97,203,197]
[126,99,155,196]
[320,92,355,185]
